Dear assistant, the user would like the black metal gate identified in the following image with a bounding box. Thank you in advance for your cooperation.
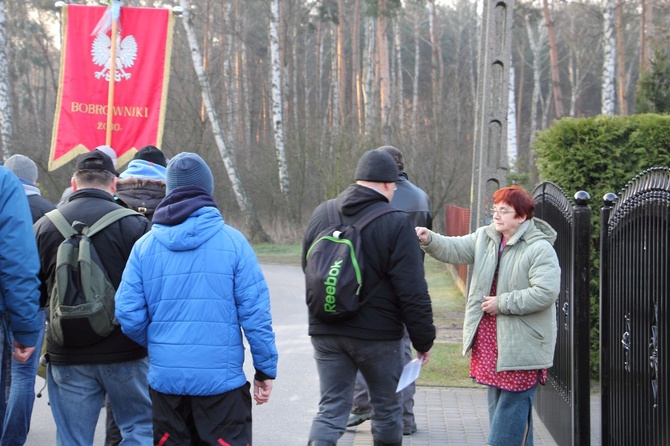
[533,182,592,446]
[600,167,670,445]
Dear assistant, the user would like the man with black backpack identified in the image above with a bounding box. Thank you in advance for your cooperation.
[33,150,152,445]
[302,149,435,446]
[347,146,433,436]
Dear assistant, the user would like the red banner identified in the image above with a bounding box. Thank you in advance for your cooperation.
[49,5,174,170]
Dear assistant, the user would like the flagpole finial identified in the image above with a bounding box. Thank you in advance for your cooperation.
[55,1,66,8]
[172,6,184,17]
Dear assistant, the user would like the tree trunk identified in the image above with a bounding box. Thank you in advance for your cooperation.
[508,65,517,167]
[337,0,347,128]
[411,3,420,145]
[180,0,270,242]
[601,0,616,115]
[429,0,440,134]
[270,0,294,221]
[377,6,391,143]
[364,16,376,136]
[0,0,13,160]
[542,0,564,119]
[526,15,544,147]
[615,0,627,115]
[393,16,404,136]
[352,0,363,134]
[639,0,654,73]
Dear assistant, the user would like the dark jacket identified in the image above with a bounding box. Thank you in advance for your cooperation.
[302,184,435,353]
[20,181,56,224]
[115,177,166,221]
[28,195,56,224]
[392,172,432,230]
[34,188,151,365]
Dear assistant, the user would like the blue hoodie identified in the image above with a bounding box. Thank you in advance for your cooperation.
[115,186,278,396]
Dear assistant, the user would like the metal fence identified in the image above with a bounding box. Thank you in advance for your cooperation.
[600,167,670,445]
[532,182,592,446]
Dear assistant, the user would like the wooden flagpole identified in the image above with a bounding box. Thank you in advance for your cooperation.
[105,1,121,146]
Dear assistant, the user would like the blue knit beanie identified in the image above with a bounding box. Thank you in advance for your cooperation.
[166,152,214,195]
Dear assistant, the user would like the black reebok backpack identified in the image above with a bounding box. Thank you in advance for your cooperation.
[304,200,397,322]
[45,207,138,347]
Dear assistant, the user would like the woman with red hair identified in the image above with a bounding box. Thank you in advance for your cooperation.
[416,185,560,446]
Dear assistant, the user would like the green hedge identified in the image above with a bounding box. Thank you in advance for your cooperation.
[533,113,670,378]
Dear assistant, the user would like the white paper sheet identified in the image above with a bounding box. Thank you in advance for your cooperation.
[396,358,422,392]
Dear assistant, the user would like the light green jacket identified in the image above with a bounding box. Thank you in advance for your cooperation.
[421,218,560,371]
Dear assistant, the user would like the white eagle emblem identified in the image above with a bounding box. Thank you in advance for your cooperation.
[91,32,138,82]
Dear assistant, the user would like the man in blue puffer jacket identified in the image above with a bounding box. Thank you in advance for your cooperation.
[115,152,278,445]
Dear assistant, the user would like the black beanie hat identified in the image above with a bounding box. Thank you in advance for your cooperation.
[354,150,399,183]
[135,146,168,167]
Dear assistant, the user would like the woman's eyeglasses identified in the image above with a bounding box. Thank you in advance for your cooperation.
[490,208,514,217]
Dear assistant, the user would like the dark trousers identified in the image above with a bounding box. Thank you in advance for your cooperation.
[150,383,252,446]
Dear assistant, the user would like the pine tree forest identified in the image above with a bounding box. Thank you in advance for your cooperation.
[1,0,669,241]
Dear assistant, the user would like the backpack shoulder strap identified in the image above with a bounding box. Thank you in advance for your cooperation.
[87,208,140,237]
[325,199,341,226]
[353,203,399,230]
[45,209,77,239]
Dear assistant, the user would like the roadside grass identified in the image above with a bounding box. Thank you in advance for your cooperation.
[253,243,482,388]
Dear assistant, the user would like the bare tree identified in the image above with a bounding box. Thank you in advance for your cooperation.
[377,2,391,143]
[410,2,421,145]
[542,0,564,119]
[428,0,441,135]
[615,0,627,115]
[0,0,12,159]
[179,0,270,242]
[363,15,376,136]
[269,0,294,220]
[601,0,616,115]
[526,14,546,147]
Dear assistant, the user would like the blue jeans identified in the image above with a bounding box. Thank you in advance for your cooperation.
[47,358,152,446]
[309,335,403,444]
[0,320,9,439]
[1,308,45,445]
[487,383,538,446]
[352,327,415,427]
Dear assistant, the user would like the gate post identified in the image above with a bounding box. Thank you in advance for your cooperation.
[599,192,617,445]
[573,191,591,445]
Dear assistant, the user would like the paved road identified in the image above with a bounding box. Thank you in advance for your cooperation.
[25,264,319,445]
[25,264,594,445]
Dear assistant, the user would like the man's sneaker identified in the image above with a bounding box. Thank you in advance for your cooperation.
[403,422,417,435]
[347,411,372,427]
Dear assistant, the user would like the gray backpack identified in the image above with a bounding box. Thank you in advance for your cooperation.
[45,208,138,347]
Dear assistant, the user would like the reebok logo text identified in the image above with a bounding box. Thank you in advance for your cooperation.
[323,260,343,313]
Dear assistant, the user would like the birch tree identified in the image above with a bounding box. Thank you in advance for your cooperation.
[526,14,546,147]
[363,15,376,135]
[269,0,294,219]
[393,15,404,135]
[179,0,270,242]
[0,0,12,159]
[601,0,616,115]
